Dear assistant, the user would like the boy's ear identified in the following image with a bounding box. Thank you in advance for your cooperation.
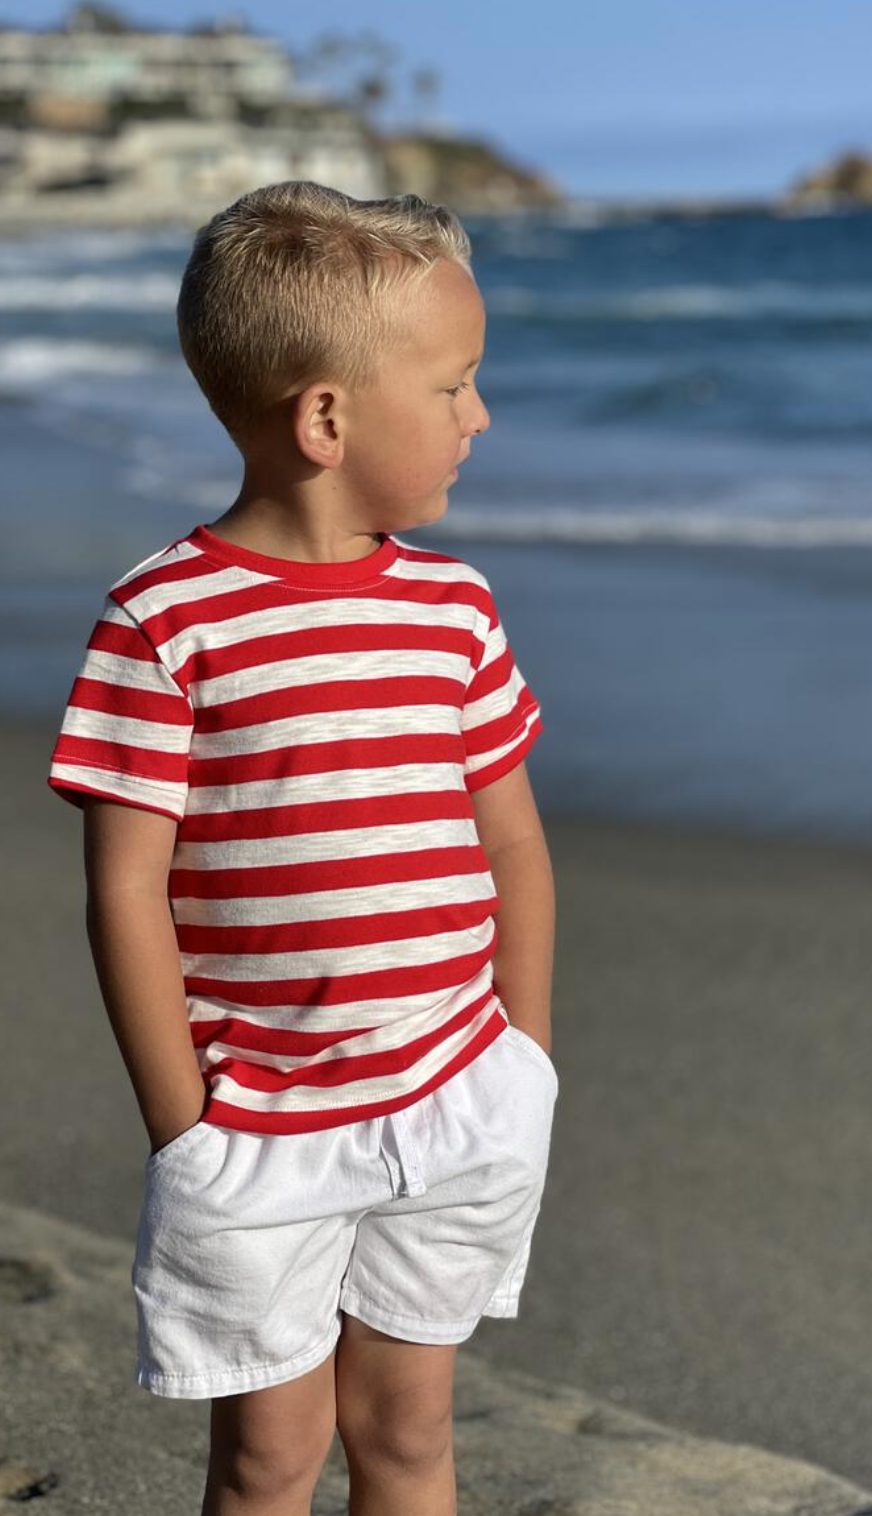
[290,383,345,470]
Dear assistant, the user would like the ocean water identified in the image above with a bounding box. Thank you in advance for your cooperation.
[2,207,872,841]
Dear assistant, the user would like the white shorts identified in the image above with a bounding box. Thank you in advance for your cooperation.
[131,1021,559,1399]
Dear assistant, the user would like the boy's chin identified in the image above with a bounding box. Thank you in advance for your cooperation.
[403,494,449,525]
[386,492,449,534]
[427,493,450,522]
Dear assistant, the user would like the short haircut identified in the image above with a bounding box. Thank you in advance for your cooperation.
[176,179,473,444]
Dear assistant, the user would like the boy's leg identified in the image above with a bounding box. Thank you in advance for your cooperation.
[334,1311,458,1516]
[201,1350,339,1516]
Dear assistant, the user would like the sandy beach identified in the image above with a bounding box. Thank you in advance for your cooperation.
[4,716,872,1498]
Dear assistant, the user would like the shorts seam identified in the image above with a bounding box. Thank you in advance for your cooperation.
[136,1321,340,1387]
[339,1284,480,1336]
[491,1202,541,1304]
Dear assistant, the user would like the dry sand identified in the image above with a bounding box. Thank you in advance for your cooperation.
[4,718,872,1505]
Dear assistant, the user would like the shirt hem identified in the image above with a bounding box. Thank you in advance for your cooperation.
[46,771,184,823]
[198,1010,509,1134]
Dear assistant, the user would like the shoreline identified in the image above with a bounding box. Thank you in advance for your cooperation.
[1,192,869,238]
[8,712,872,857]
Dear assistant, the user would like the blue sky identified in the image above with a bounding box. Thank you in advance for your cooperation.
[10,1,872,198]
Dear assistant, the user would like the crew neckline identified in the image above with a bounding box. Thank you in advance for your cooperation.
[188,522,398,587]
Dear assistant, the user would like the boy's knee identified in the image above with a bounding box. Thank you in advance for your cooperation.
[209,1420,336,1504]
[339,1394,453,1472]
[208,1370,338,1502]
[335,1315,457,1468]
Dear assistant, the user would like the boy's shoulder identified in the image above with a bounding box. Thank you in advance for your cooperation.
[390,534,493,597]
[104,530,203,610]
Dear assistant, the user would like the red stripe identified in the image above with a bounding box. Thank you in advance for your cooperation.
[194,670,464,732]
[88,617,163,664]
[177,785,474,842]
[52,733,189,784]
[67,674,191,726]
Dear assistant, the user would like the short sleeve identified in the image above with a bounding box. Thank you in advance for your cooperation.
[47,594,194,823]
[462,582,543,793]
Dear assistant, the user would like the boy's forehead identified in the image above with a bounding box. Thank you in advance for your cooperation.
[393,261,485,364]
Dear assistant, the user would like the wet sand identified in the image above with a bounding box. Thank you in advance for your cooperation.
[4,718,872,1492]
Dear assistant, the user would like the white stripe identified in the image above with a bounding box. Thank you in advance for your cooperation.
[59,705,192,753]
[73,647,185,696]
[172,814,480,870]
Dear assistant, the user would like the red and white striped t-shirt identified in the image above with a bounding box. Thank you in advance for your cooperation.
[47,523,544,1134]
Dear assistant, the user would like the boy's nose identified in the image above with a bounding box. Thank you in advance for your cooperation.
[472,398,491,435]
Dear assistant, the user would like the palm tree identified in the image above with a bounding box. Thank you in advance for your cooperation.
[292,27,399,127]
[410,67,440,132]
[65,3,132,32]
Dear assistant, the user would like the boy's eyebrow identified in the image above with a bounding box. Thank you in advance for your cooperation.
[463,353,484,370]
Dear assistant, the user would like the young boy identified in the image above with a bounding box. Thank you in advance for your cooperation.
[47,180,558,1516]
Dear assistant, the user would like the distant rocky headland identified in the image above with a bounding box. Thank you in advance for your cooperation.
[380,131,564,213]
[784,149,872,208]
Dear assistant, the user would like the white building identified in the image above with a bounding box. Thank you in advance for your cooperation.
[0,7,294,120]
[0,107,387,223]
[105,113,386,202]
[0,9,388,221]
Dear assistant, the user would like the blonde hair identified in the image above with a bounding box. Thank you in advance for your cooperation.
[176,179,473,442]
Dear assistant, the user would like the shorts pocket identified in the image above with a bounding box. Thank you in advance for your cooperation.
[501,1024,559,1093]
[145,1118,215,1174]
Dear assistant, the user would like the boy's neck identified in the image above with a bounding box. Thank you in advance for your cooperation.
[206,503,382,566]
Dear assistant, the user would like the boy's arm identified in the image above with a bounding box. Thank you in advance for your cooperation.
[471,760,555,1056]
[83,798,208,1154]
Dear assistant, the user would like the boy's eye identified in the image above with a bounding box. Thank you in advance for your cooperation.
[446,382,470,397]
